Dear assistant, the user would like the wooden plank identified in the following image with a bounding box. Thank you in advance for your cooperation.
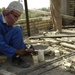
[60,42,75,49]
[25,40,58,44]
[29,35,75,39]
[61,14,75,20]
[44,38,59,44]
[63,25,75,28]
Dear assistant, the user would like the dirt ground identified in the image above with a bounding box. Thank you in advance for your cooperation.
[1,29,75,75]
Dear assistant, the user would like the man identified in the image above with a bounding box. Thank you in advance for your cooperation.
[0,1,35,68]
[50,0,62,33]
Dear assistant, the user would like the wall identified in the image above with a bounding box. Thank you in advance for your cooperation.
[15,17,52,36]
[70,0,75,16]
[61,0,75,16]
[61,0,70,15]
[61,0,75,25]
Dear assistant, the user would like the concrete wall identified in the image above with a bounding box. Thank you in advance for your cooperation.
[61,0,75,25]
[61,0,75,16]
[70,0,75,16]
[61,0,70,15]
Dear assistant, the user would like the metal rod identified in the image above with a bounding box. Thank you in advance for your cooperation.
[24,0,30,36]
[18,51,75,75]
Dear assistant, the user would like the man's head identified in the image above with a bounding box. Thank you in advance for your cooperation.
[2,1,23,26]
[7,1,23,13]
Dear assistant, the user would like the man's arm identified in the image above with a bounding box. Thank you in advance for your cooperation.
[0,28,17,58]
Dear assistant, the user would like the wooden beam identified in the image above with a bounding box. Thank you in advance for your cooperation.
[60,42,75,49]
[29,35,75,39]
[61,14,75,20]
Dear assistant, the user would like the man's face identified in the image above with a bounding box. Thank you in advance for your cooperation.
[3,9,21,26]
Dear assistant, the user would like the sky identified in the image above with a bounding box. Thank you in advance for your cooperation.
[0,0,50,9]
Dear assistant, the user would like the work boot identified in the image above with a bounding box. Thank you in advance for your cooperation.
[12,54,30,68]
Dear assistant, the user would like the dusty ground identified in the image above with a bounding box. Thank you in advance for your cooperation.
[1,29,75,75]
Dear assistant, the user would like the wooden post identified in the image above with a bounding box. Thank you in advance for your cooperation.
[50,0,62,32]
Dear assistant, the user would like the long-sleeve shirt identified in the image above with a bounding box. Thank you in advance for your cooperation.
[0,15,16,57]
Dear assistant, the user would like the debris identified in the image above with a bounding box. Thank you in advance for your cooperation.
[38,50,45,62]
[54,50,60,57]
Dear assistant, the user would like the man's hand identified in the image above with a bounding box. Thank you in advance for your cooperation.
[26,45,38,55]
[26,49,38,55]
[16,45,38,55]
[16,49,26,56]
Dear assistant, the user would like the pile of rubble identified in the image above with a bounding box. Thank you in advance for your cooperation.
[22,29,75,75]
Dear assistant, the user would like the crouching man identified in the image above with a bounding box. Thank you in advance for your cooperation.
[0,1,36,68]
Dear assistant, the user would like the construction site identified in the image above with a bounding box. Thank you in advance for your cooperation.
[0,0,75,75]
